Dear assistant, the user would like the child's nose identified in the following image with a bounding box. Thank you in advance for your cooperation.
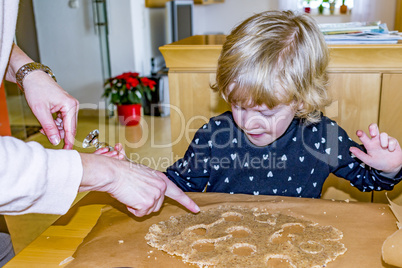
[242,112,267,130]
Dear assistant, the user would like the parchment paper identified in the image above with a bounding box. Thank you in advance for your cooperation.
[65,193,398,268]
[382,196,402,267]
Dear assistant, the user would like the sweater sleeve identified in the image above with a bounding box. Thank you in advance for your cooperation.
[324,119,402,192]
[0,136,83,215]
[165,122,212,192]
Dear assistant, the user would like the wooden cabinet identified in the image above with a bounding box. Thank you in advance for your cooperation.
[161,35,402,202]
[379,74,402,144]
[374,74,402,204]
[145,0,168,8]
[321,73,382,202]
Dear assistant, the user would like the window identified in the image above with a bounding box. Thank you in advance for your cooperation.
[301,0,354,15]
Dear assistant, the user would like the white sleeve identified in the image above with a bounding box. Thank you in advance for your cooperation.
[0,0,19,81]
[0,136,83,215]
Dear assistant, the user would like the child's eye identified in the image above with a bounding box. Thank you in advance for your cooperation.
[233,105,244,110]
[260,112,273,118]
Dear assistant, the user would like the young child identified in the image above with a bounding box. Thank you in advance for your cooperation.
[164,10,402,198]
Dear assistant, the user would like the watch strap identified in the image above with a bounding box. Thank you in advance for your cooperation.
[16,62,57,91]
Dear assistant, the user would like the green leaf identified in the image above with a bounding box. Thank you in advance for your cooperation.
[111,93,120,104]
[128,90,135,103]
[145,90,152,101]
[128,90,141,104]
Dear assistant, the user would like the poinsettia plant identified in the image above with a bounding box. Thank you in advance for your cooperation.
[102,72,156,105]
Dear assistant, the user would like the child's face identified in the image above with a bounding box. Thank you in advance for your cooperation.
[231,103,296,147]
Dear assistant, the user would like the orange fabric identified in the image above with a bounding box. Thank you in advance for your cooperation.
[0,82,11,136]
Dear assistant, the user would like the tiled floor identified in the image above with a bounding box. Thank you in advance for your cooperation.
[4,94,173,254]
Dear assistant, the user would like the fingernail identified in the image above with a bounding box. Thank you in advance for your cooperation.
[194,204,200,213]
[50,135,60,145]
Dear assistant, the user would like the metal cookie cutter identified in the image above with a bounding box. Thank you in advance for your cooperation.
[82,129,113,151]
[82,129,135,163]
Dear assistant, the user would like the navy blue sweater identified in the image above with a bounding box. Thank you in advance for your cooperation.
[165,111,401,198]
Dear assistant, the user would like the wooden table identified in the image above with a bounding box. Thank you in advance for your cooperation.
[4,192,399,267]
[4,192,108,267]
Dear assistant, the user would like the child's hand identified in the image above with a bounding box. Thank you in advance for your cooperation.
[349,124,402,174]
[94,143,126,160]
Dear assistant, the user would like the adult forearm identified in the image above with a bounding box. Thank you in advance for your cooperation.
[78,153,116,193]
[4,44,33,83]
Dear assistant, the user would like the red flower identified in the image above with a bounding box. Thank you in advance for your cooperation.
[115,74,126,80]
[126,77,140,89]
[115,72,139,80]
[104,71,156,105]
[141,77,156,90]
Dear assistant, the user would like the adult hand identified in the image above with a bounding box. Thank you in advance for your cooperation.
[79,153,200,217]
[93,143,126,160]
[350,123,402,174]
[5,44,79,149]
[23,71,79,149]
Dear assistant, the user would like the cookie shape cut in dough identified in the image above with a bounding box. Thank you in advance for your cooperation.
[145,206,347,268]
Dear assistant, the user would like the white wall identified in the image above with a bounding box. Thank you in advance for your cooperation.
[107,0,137,77]
[33,0,105,105]
[109,1,164,77]
[143,0,280,72]
[193,0,278,35]
[351,0,396,30]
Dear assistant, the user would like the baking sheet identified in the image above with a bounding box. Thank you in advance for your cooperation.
[381,196,402,267]
[65,193,398,268]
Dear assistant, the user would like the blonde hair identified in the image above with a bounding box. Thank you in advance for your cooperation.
[212,10,331,124]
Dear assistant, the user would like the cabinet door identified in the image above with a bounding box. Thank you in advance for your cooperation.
[169,72,230,158]
[375,73,402,203]
[322,73,381,202]
[145,0,168,8]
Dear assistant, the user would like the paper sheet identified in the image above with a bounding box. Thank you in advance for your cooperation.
[65,193,398,268]
[381,195,402,267]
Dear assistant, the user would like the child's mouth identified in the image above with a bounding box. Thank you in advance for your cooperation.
[247,133,264,138]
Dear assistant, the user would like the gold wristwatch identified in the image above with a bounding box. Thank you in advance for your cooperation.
[16,62,57,92]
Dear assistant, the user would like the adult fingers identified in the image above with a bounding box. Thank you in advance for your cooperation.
[93,147,110,155]
[33,105,61,146]
[162,175,200,213]
[127,207,147,217]
[114,143,123,151]
[60,100,79,149]
[114,143,126,159]
[126,190,166,217]
[124,169,167,217]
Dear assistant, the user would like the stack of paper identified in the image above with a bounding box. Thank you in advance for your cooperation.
[319,22,402,44]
